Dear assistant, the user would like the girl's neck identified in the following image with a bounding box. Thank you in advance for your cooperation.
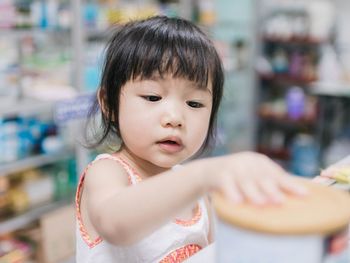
[115,146,170,178]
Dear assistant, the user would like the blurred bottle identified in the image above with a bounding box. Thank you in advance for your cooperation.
[272,49,288,73]
[317,44,343,84]
[290,134,319,177]
[286,86,305,120]
[289,52,303,78]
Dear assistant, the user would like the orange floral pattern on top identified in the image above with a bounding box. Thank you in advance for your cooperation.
[112,155,142,184]
[159,244,202,263]
[174,203,201,226]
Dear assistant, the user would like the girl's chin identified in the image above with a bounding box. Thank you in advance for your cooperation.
[151,156,188,168]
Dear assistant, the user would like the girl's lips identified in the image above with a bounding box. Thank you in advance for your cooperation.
[157,139,184,153]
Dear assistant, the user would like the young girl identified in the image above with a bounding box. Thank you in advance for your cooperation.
[75,16,306,263]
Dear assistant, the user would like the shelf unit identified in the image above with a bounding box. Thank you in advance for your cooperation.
[0,1,82,262]
[255,3,324,174]
[0,199,72,236]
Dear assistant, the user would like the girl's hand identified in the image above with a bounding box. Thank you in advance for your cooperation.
[207,152,308,205]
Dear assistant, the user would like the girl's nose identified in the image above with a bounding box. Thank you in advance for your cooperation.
[161,109,184,128]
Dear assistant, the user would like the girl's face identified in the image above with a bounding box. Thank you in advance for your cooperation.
[118,75,212,170]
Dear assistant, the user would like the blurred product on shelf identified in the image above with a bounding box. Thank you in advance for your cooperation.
[0,233,34,263]
[0,38,20,104]
[0,161,75,218]
[258,94,317,122]
[285,86,305,120]
[271,48,288,74]
[331,168,350,184]
[0,0,72,30]
[290,134,319,177]
[0,0,16,29]
[197,0,216,26]
[9,169,55,214]
[0,177,10,217]
[0,204,75,263]
[0,116,61,164]
[317,44,344,85]
[314,154,350,192]
[262,0,334,41]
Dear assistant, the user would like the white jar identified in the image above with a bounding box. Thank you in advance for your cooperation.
[213,178,350,263]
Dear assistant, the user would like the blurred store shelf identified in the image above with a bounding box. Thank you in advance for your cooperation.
[311,82,350,98]
[0,97,53,118]
[0,149,74,177]
[258,110,316,130]
[0,199,73,235]
[0,28,70,39]
[259,73,316,86]
[263,36,324,45]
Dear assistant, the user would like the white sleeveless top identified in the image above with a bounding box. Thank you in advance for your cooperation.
[75,154,210,263]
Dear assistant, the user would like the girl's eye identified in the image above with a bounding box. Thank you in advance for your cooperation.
[142,95,161,102]
[187,101,204,108]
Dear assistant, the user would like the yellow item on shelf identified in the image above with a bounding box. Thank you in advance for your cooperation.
[332,168,350,184]
[8,187,30,213]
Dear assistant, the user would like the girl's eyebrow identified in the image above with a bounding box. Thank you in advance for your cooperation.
[141,75,212,95]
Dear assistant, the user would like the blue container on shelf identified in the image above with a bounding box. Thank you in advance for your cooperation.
[290,134,319,177]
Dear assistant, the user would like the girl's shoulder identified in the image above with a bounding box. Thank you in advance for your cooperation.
[83,154,131,191]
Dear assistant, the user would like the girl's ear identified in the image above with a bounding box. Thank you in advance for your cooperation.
[97,87,108,117]
[97,87,116,122]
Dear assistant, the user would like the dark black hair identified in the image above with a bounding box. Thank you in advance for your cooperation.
[88,16,224,154]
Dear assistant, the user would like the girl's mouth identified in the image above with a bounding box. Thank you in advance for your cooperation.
[157,139,184,153]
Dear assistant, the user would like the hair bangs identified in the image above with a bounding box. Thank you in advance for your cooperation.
[126,24,214,89]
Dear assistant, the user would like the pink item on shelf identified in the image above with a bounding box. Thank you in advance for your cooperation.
[0,1,16,29]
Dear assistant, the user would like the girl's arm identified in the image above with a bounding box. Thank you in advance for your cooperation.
[84,152,306,246]
[84,157,208,246]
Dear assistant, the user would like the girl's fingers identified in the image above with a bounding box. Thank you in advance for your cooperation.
[221,174,243,204]
[238,178,267,205]
[258,179,285,204]
[222,152,309,205]
[277,175,308,196]
[320,167,337,177]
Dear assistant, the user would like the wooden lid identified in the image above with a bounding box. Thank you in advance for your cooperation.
[213,178,350,235]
